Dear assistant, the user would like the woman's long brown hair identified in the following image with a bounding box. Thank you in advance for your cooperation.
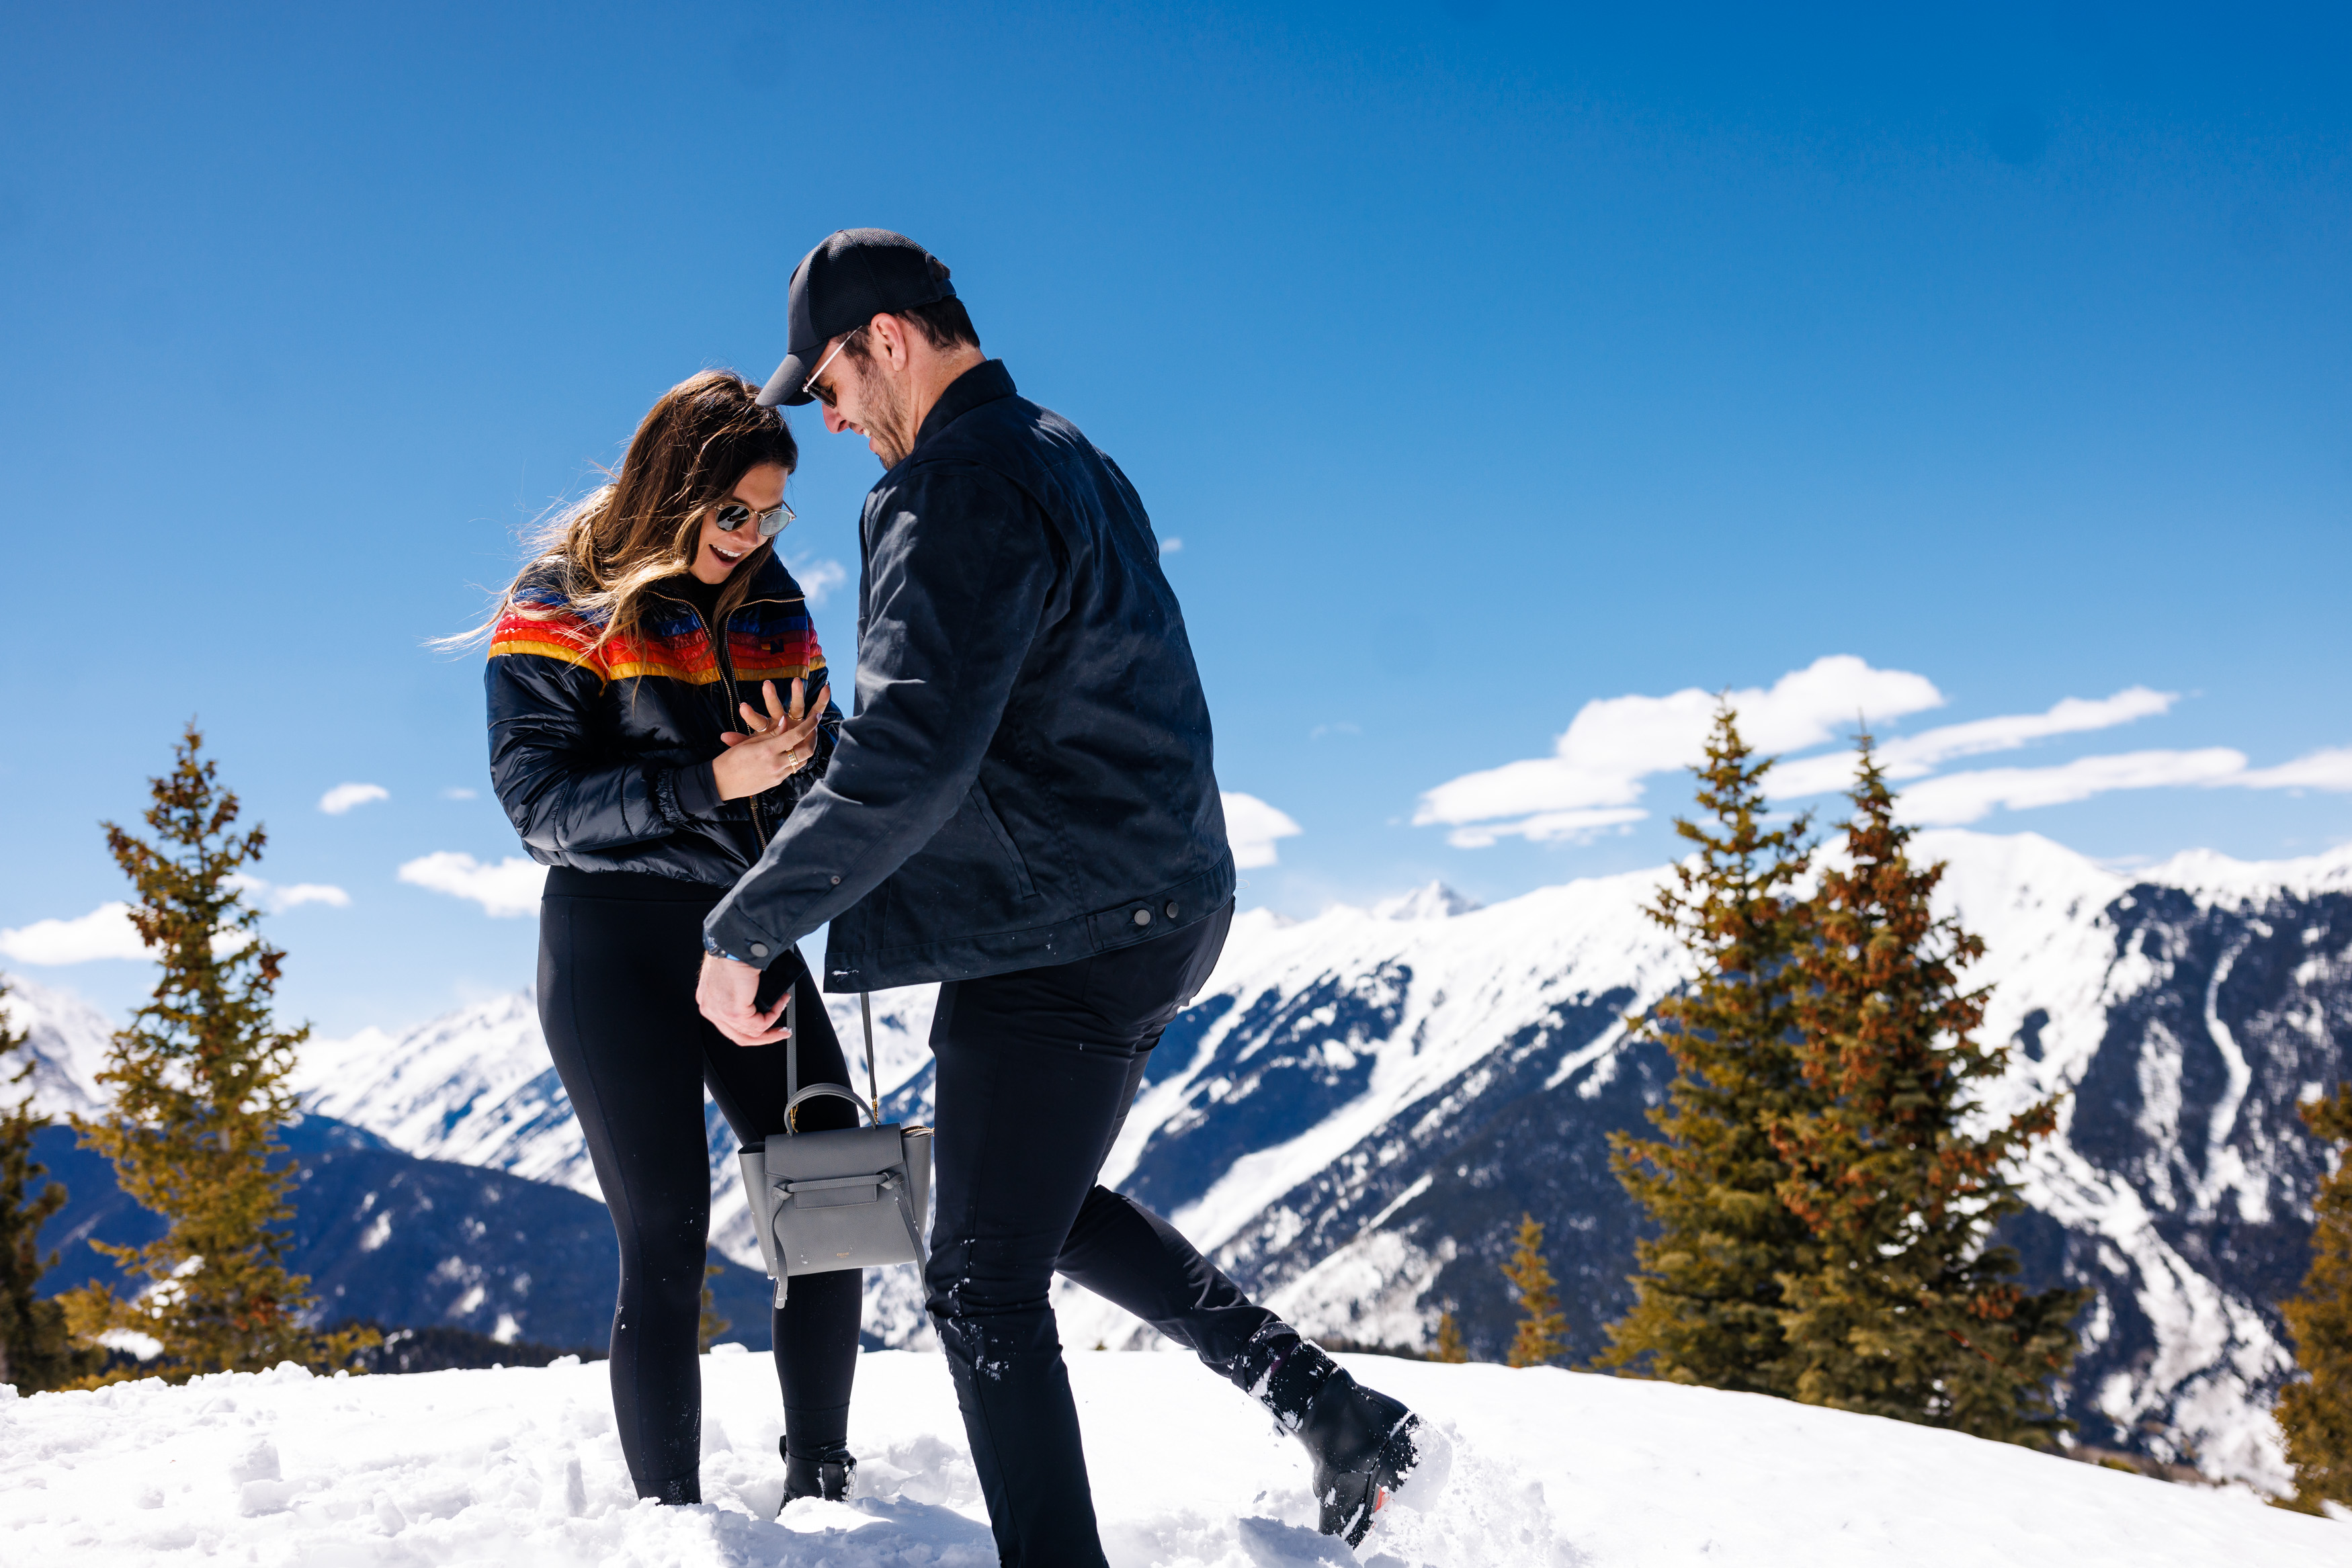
[480,370,798,658]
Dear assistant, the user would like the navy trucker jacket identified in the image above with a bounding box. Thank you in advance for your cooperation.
[704,359,1236,991]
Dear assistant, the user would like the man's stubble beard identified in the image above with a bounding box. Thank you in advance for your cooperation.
[852,359,918,468]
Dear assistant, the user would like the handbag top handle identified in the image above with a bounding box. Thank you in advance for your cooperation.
[784,974,884,1133]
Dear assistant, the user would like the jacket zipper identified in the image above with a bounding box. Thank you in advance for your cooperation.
[711,603,769,849]
[657,584,788,851]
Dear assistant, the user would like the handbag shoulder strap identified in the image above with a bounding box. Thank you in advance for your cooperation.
[782,973,883,1128]
[860,992,880,1119]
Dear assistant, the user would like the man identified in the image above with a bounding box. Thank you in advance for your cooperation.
[696,229,1438,1565]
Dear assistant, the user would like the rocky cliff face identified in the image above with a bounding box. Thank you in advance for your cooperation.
[11,828,2344,1489]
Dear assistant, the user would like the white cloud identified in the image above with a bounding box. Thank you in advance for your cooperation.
[397,852,547,918]
[441,786,480,801]
[2238,747,2352,791]
[1889,687,2177,770]
[1898,743,2352,826]
[0,883,344,964]
[226,873,352,913]
[1416,657,2326,847]
[1769,687,2179,798]
[0,903,149,964]
[787,554,849,608]
[1222,792,1302,870]
[1416,655,1945,846]
[1159,536,1183,554]
[319,783,390,816]
[1441,806,1648,851]
[1897,749,2250,826]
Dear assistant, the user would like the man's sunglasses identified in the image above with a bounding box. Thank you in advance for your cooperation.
[800,329,863,408]
[714,500,794,539]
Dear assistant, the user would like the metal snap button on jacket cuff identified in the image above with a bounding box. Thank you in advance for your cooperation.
[749,943,770,958]
[1132,908,1151,926]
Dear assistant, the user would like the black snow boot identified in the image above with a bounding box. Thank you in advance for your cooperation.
[778,1436,855,1509]
[1255,1341,1428,1547]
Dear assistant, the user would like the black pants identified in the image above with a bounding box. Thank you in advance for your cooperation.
[925,901,1296,1568]
[538,867,863,1501]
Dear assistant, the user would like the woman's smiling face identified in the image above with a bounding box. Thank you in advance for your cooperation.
[688,462,789,584]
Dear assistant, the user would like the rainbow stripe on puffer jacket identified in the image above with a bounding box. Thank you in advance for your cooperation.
[483,553,842,885]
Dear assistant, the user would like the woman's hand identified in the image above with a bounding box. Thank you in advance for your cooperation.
[712,677,829,801]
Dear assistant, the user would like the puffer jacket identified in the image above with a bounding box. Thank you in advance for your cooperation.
[485,552,843,885]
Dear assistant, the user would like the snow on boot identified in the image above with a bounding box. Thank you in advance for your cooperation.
[778,1436,855,1509]
[1257,1341,1437,1547]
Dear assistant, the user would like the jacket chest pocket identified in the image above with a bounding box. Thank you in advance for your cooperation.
[964,780,1038,901]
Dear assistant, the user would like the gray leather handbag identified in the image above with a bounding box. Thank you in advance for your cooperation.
[739,990,932,1306]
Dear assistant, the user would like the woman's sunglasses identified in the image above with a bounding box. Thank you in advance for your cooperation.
[714,500,794,539]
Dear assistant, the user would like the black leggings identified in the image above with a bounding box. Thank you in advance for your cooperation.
[537,867,862,1500]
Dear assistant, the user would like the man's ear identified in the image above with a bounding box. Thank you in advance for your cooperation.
[868,312,910,368]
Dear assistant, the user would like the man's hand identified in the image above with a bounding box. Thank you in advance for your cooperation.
[697,951,791,1047]
[712,677,829,801]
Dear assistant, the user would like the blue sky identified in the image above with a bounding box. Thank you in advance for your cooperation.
[3,3,2347,1035]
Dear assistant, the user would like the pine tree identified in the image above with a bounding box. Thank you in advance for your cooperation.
[1596,703,1818,1391]
[698,1261,730,1353]
[1433,1309,1470,1364]
[2276,1084,2352,1513]
[61,725,374,1382]
[1502,1214,1568,1367]
[1769,739,2085,1447]
[0,977,103,1391]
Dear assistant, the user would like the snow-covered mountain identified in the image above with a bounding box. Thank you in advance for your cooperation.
[1063,830,2348,1494]
[11,828,2347,1492]
[289,986,939,1268]
[1,971,113,1119]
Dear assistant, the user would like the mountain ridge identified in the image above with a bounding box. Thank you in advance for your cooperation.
[9,827,2345,1491]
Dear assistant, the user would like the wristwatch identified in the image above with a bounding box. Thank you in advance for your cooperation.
[702,932,766,965]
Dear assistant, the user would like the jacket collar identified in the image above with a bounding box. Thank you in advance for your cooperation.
[646,551,800,612]
[910,359,1017,457]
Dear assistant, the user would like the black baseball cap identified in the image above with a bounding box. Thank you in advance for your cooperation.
[755,228,958,408]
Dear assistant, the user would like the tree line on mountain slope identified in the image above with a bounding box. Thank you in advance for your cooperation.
[1427,705,2350,1511]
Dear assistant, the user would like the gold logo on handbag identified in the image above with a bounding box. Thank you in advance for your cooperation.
[739,988,932,1303]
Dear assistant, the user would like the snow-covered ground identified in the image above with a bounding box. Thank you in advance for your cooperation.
[3,1350,2339,1567]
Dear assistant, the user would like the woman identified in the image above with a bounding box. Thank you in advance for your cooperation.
[482,369,859,1508]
